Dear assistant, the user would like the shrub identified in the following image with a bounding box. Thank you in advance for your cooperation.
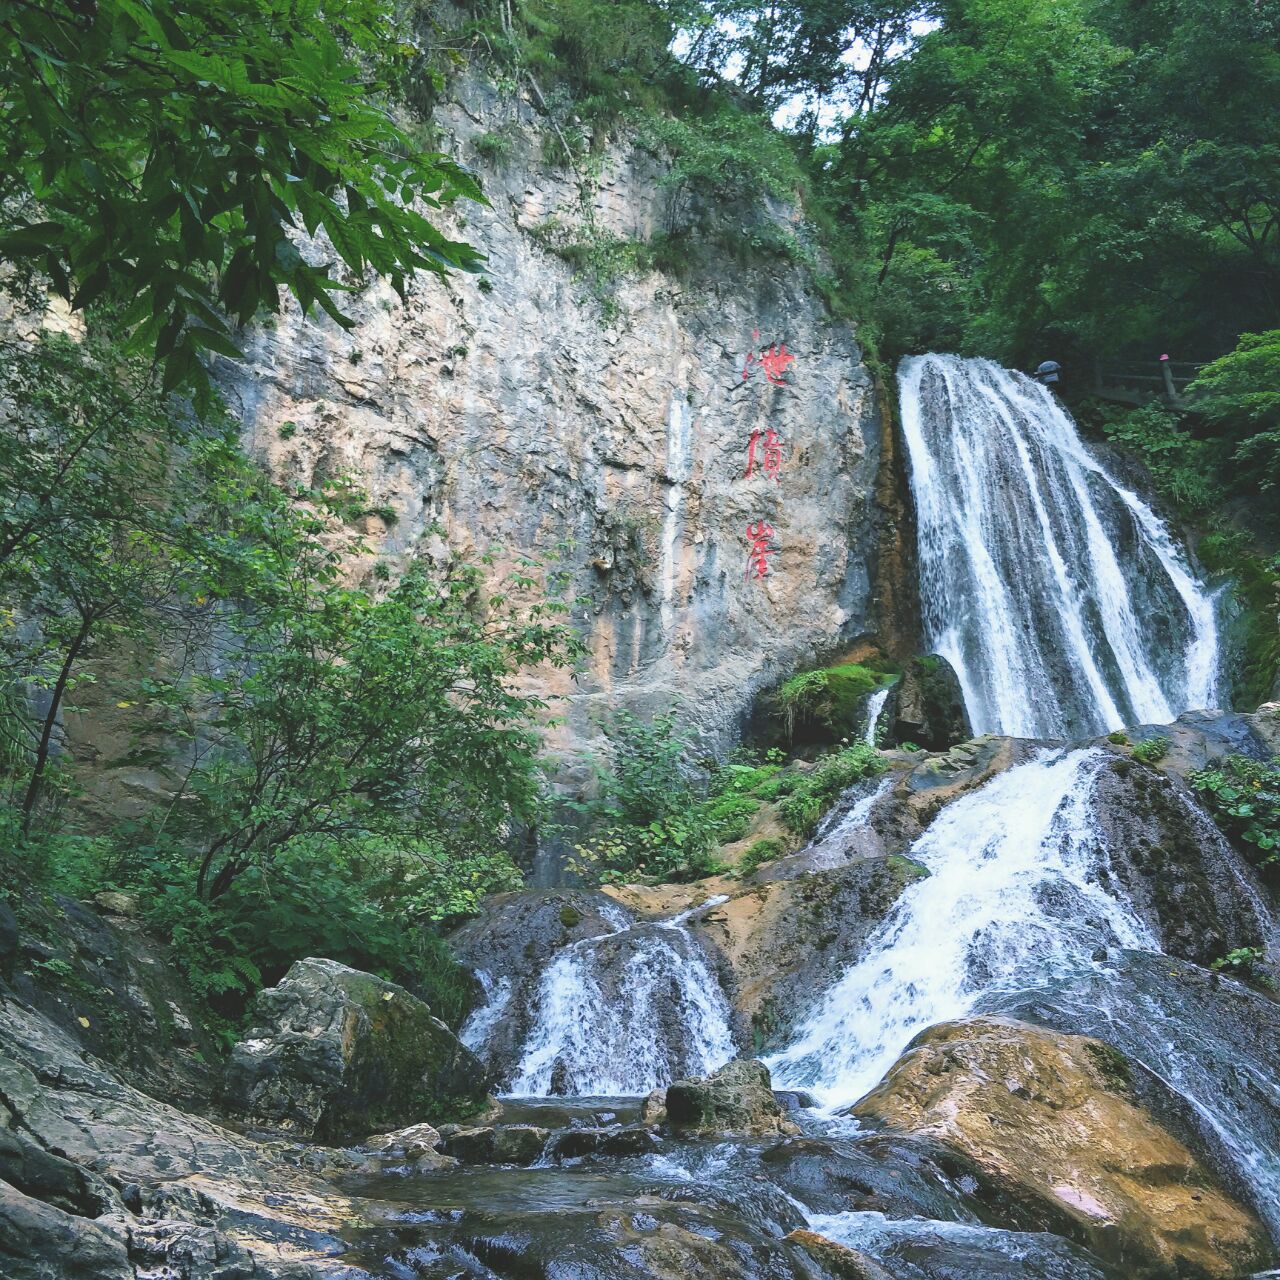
[1107,731,1129,745]
[738,838,785,878]
[1192,755,1280,869]
[1131,736,1171,764]
[778,744,886,837]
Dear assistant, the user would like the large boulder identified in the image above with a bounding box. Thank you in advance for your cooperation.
[891,654,972,750]
[851,1017,1271,1280]
[664,1058,797,1136]
[225,957,488,1142]
[0,993,362,1278]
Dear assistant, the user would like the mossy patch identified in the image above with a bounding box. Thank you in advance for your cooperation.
[1085,1041,1134,1094]
[771,662,896,746]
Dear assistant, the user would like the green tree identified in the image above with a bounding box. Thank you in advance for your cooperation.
[1188,331,1280,492]
[0,0,484,394]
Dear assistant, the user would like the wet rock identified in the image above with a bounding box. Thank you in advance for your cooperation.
[981,949,1280,1234]
[1112,706,1279,778]
[449,888,632,1077]
[225,957,488,1143]
[548,1123,660,1159]
[760,1132,982,1222]
[1246,701,1280,754]
[0,993,362,1278]
[785,1229,896,1280]
[809,1216,1118,1280]
[4,893,219,1107]
[0,1180,133,1280]
[362,1122,442,1160]
[1087,756,1273,970]
[640,1087,667,1126]
[851,1017,1271,1279]
[665,1058,797,1136]
[439,1123,551,1165]
[365,1198,826,1280]
[892,654,972,751]
[686,855,922,1047]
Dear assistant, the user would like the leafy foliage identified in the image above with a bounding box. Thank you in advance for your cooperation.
[1192,754,1280,870]
[776,743,885,836]
[737,836,785,877]
[0,0,484,396]
[1130,736,1170,765]
[568,713,792,882]
[772,662,888,744]
[2,323,578,1032]
[1188,332,1280,493]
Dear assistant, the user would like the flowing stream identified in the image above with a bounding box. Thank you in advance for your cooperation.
[898,354,1220,739]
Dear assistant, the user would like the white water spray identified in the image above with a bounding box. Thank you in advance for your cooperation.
[898,354,1220,739]
[767,750,1155,1105]
[508,898,736,1096]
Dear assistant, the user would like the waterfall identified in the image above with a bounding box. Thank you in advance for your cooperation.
[862,687,890,745]
[768,750,1280,1227]
[898,354,1220,739]
[767,750,1152,1104]
[508,898,736,1096]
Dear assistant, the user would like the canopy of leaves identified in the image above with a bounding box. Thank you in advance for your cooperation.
[0,0,485,395]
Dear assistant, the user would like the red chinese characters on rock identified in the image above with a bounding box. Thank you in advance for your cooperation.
[745,519,776,581]
[742,333,796,386]
[744,425,785,481]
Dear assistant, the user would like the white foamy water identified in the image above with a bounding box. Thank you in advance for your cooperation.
[767,750,1155,1105]
[899,354,1220,739]
[863,686,891,745]
[508,898,735,1096]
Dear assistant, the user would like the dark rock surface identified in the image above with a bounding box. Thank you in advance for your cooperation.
[0,988,366,1278]
[225,957,488,1143]
[891,655,973,751]
[449,888,632,1077]
[1088,753,1275,969]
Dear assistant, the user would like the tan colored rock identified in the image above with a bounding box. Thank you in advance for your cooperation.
[783,1230,895,1280]
[665,1059,797,1136]
[213,70,888,782]
[851,1017,1270,1280]
[363,1122,443,1159]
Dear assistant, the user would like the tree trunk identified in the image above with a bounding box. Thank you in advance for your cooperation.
[20,613,94,834]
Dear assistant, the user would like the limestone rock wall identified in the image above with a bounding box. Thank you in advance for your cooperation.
[219,75,891,785]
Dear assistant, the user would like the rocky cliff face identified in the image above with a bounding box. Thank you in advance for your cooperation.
[218,75,891,786]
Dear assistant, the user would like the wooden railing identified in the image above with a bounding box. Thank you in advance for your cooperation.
[1092,358,1205,408]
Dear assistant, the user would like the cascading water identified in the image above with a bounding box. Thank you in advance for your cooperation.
[862,686,890,745]
[768,749,1280,1232]
[899,354,1220,740]
[508,898,736,1096]
[767,750,1152,1103]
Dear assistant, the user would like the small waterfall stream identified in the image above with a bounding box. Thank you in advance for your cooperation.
[899,354,1220,739]
[507,897,735,1096]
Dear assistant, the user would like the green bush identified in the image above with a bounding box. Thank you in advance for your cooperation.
[737,837,785,878]
[1131,736,1171,764]
[1107,731,1130,745]
[1192,755,1280,870]
[568,716,784,883]
[777,744,887,838]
